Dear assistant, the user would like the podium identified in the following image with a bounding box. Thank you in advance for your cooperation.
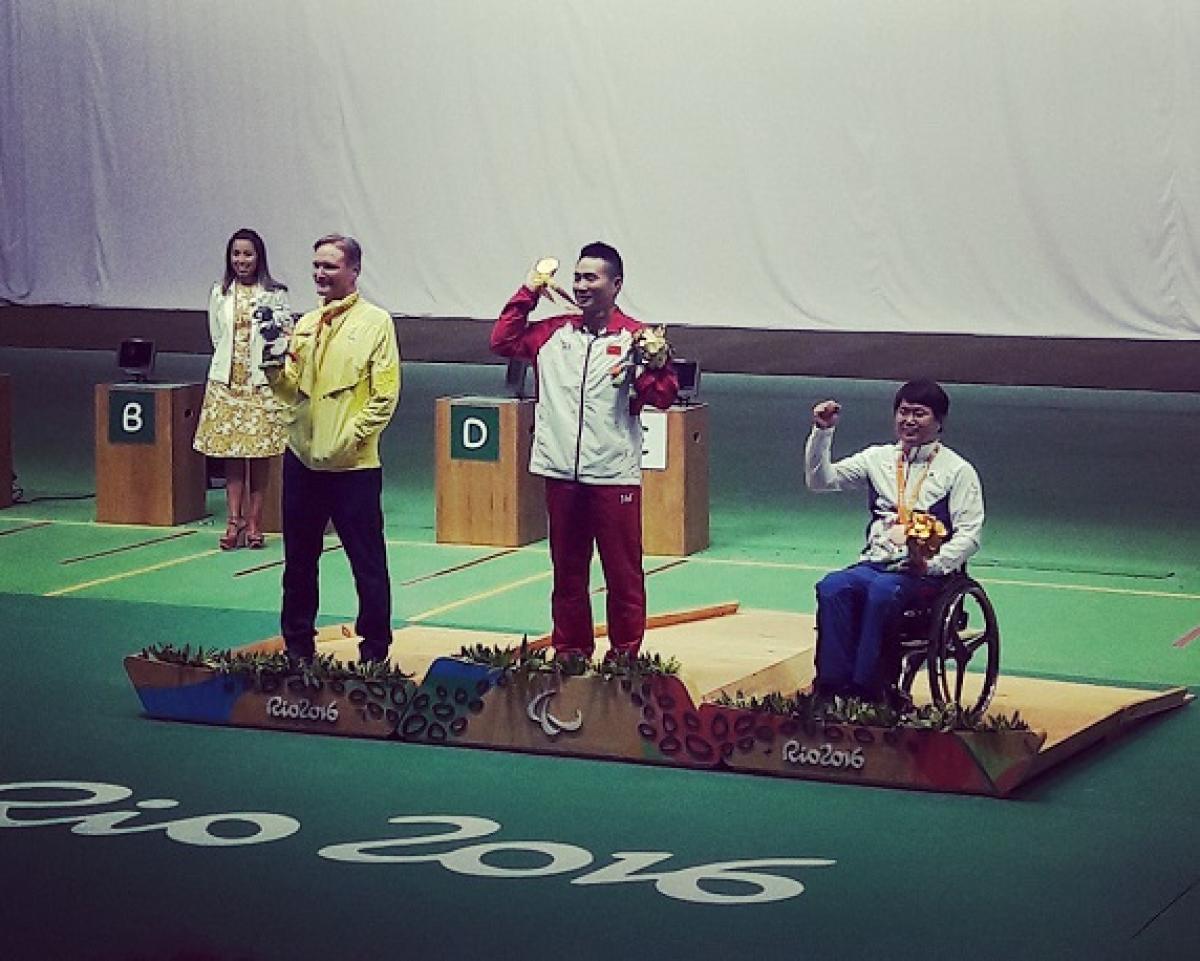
[0,374,11,509]
[95,383,207,525]
[435,396,545,546]
[262,454,283,533]
[641,403,709,556]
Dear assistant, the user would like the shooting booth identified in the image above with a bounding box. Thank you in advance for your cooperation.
[95,340,207,525]
[640,359,709,556]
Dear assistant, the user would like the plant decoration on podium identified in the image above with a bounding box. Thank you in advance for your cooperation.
[456,638,681,681]
[136,643,414,686]
[712,688,1031,734]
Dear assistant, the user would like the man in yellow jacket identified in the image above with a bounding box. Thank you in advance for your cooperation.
[266,233,400,664]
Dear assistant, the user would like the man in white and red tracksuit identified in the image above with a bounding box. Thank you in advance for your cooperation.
[491,242,678,662]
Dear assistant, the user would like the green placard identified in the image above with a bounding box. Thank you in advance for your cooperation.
[108,390,156,444]
[450,404,500,462]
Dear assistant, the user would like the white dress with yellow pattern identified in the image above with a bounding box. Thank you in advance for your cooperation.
[193,283,288,458]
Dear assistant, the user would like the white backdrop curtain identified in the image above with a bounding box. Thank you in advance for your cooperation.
[2,0,1198,338]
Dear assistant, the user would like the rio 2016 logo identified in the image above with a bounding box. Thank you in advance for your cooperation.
[782,740,866,771]
[266,695,339,723]
[0,780,834,906]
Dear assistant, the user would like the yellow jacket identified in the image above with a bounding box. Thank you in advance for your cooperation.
[268,292,400,470]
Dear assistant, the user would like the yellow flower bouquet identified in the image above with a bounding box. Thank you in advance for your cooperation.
[906,511,948,560]
[612,325,671,385]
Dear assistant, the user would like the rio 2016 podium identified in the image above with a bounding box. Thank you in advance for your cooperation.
[640,403,709,556]
[95,383,207,526]
[435,396,546,547]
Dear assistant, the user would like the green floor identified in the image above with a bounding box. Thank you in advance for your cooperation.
[1,347,1199,960]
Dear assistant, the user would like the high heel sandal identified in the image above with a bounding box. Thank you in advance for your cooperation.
[245,528,266,550]
[219,518,247,550]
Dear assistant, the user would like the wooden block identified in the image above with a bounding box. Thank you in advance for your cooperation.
[0,374,11,509]
[642,404,709,555]
[261,453,283,533]
[95,383,207,525]
[435,396,546,546]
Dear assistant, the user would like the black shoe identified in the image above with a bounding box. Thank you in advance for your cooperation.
[285,650,313,670]
[554,652,590,676]
[885,685,915,713]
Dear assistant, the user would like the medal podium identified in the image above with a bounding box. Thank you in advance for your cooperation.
[641,403,709,556]
[435,396,546,547]
[95,383,207,525]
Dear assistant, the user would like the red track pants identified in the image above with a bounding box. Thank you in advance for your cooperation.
[545,478,646,659]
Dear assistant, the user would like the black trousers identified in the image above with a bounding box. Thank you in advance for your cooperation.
[281,449,392,662]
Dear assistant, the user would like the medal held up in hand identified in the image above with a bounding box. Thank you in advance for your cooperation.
[529,256,578,308]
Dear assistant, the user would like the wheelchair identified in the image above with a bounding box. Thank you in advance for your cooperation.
[891,571,1000,716]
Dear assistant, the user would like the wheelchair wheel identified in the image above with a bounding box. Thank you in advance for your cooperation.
[925,577,1000,716]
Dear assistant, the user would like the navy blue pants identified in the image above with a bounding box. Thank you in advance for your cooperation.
[281,450,392,662]
[814,562,940,697]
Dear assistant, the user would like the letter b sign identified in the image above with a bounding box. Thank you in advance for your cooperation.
[108,390,156,444]
[450,405,499,462]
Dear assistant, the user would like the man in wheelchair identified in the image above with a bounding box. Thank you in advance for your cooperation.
[805,380,984,705]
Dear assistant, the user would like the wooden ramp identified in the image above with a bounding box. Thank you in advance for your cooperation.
[269,607,818,706]
[988,675,1192,779]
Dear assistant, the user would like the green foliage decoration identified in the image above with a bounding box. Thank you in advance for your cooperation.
[455,638,680,679]
[138,643,413,687]
[712,689,1030,733]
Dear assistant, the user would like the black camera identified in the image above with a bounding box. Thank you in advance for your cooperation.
[254,304,295,369]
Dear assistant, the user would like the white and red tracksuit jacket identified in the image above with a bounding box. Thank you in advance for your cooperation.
[491,286,679,485]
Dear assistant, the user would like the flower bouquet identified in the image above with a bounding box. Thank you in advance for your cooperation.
[611,325,671,386]
[906,511,948,561]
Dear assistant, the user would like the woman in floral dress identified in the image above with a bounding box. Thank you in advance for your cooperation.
[194,228,291,549]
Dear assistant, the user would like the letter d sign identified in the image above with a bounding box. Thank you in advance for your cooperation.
[462,417,488,450]
[450,404,500,462]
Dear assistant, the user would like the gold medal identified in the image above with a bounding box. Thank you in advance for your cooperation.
[532,255,578,308]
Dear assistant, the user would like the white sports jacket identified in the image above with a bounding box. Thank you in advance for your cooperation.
[491,286,678,485]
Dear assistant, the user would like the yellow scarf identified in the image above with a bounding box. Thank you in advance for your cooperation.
[299,292,360,397]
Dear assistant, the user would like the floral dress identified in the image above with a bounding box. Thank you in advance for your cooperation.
[193,284,288,458]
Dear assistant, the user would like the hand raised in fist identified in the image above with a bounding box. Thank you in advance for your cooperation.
[812,399,841,429]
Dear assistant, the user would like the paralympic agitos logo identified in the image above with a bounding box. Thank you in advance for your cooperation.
[0,780,834,906]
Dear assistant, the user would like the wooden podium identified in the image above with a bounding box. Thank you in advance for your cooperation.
[0,374,11,509]
[262,454,283,533]
[641,403,709,556]
[95,383,207,525]
[435,396,545,546]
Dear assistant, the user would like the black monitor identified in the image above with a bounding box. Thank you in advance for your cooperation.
[117,338,156,382]
[504,358,530,399]
[674,358,700,404]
